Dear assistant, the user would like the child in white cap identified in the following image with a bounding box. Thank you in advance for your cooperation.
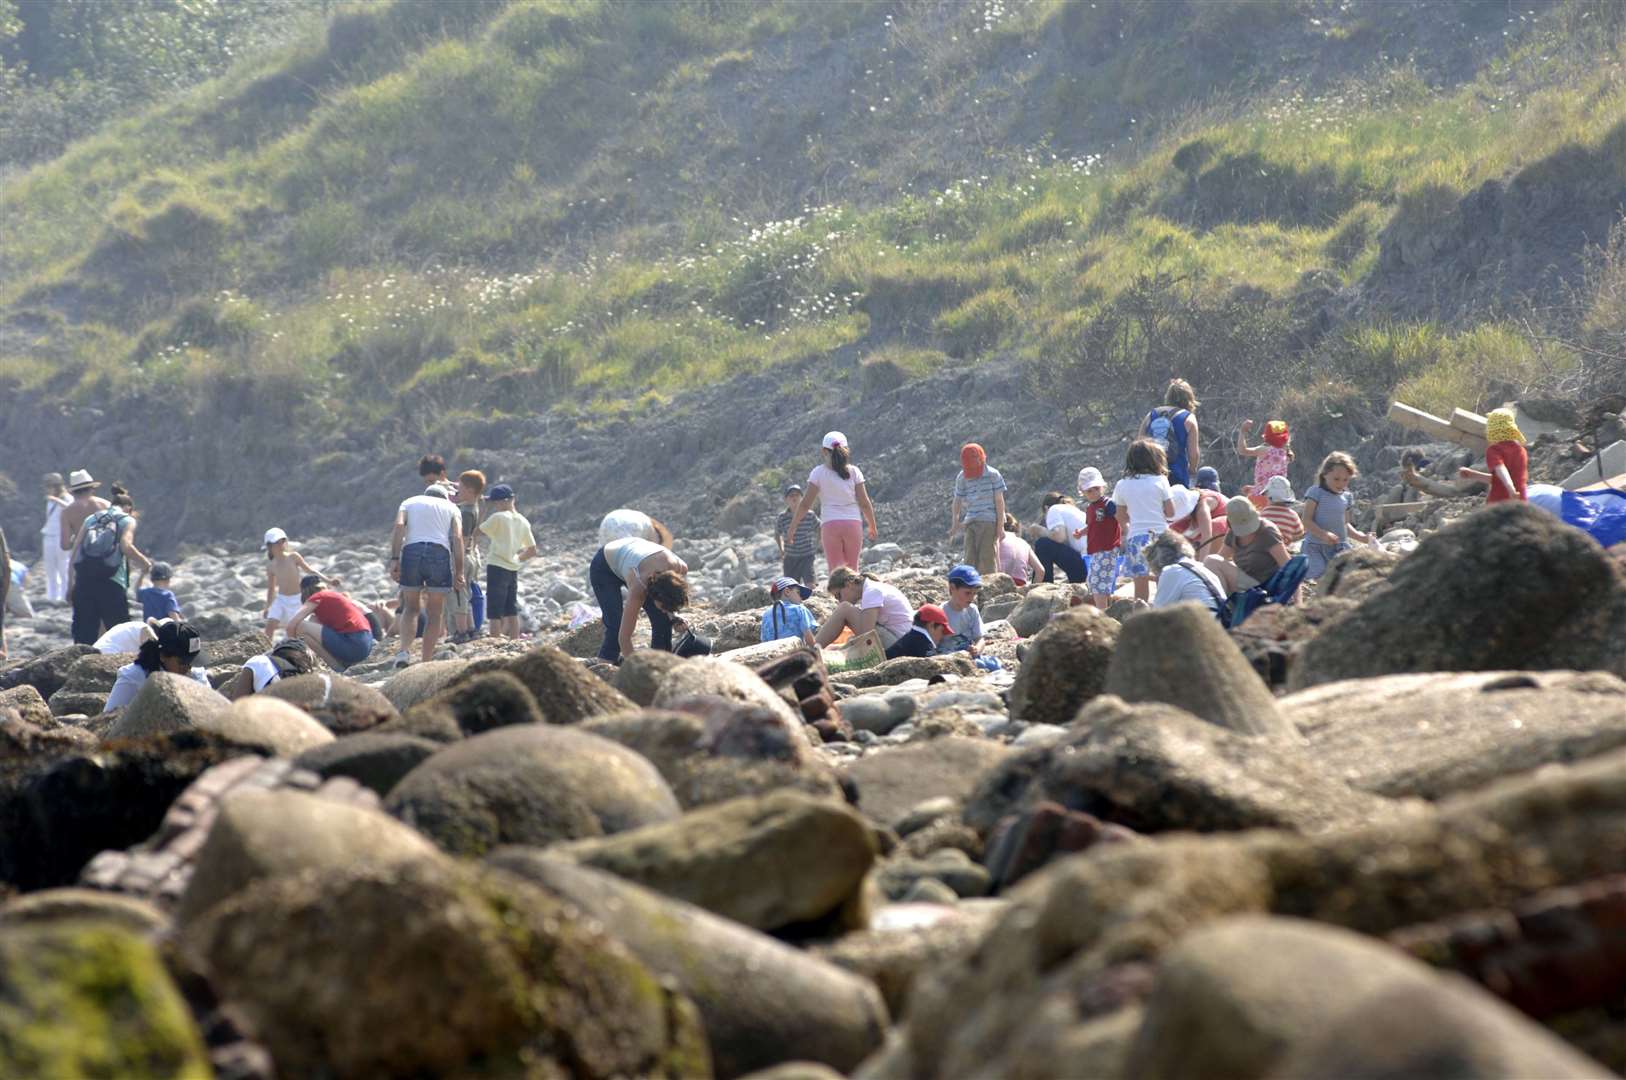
[1077,466,1122,610]
[786,431,877,572]
[263,527,320,638]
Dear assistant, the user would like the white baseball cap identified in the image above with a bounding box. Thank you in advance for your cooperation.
[1076,466,1105,494]
[263,527,288,548]
[821,430,848,450]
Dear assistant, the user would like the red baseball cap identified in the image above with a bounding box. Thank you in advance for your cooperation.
[916,603,953,630]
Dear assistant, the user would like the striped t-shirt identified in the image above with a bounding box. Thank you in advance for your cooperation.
[1260,503,1305,545]
[777,508,820,558]
[953,466,1008,522]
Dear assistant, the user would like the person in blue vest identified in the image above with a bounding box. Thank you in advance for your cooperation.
[1137,379,1202,489]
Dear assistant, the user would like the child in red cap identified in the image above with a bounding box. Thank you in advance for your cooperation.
[885,604,953,659]
[1236,419,1294,495]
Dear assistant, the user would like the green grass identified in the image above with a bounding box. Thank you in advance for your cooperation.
[0,0,1622,426]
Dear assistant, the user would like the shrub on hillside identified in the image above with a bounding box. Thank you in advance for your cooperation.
[860,346,946,397]
[935,287,1020,359]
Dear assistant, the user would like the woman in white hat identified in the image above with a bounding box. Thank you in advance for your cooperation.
[40,473,73,604]
[1204,496,1290,594]
[785,431,877,572]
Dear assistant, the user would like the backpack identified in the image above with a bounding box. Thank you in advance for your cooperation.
[1146,406,1192,483]
[73,510,129,579]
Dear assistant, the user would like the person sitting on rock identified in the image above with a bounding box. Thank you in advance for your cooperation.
[590,534,691,663]
[103,618,209,712]
[760,575,817,647]
[1205,497,1290,595]
[1258,475,1305,547]
[815,566,913,650]
[1145,530,1227,617]
[285,574,377,673]
[1458,408,1529,504]
[884,603,954,660]
[1301,451,1373,580]
[939,564,985,655]
[222,637,317,700]
[996,513,1043,587]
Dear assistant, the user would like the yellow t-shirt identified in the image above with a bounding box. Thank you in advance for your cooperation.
[479,510,536,571]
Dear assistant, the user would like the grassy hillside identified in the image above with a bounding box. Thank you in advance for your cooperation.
[0,0,1622,469]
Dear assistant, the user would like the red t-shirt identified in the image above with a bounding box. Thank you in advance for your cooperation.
[1084,498,1122,553]
[1485,441,1528,503]
[309,590,369,634]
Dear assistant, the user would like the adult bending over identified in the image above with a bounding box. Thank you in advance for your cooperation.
[1144,530,1226,618]
[103,619,209,712]
[389,483,465,666]
[598,507,675,549]
[591,535,691,663]
[788,431,877,572]
[1032,492,1089,584]
[1204,497,1289,594]
[815,566,913,649]
[285,575,377,672]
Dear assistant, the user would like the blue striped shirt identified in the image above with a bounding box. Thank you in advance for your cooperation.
[953,466,1008,522]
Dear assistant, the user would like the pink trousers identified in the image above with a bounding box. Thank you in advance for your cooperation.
[821,520,863,571]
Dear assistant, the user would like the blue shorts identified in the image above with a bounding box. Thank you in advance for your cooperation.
[1089,546,1121,595]
[1123,532,1158,577]
[399,541,453,593]
[321,625,374,670]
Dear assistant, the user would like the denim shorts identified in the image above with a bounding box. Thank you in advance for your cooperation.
[399,541,453,593]
[321,626,375,670]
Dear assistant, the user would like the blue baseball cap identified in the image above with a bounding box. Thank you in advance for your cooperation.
[947,564,982,588]
[484,484,515,501]
[1194,467,1221,492]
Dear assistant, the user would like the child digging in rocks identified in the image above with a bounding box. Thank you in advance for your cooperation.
[263,528,320,639]
[1301,451,1374,580]
[939,564,984,655]
[1113,440,1177,603]
[478,484,538,640]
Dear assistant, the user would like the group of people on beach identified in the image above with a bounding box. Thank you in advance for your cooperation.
[2,377,1539,688]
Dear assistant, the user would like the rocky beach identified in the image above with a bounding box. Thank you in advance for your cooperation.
[1,410,1624,1079]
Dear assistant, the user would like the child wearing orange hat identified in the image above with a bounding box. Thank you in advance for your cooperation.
[949,442,1007,577]
[1236,419,1294,495]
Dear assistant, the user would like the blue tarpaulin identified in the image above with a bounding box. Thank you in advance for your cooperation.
[1562,488,1626,549]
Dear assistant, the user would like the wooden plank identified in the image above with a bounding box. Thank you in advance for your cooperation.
[1376,500,1429,527]
[1449,408,1488,437]
[1387,401,1488,450]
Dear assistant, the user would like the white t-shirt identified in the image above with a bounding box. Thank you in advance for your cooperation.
[1112,474,1174,539]
[104,663,211,712]
[809,464,865,522]
[93,621,148,655]
[598,509,658,546]
[1154,560,1225,614]
[860,578,913,638]
[1044,502,1090,554]
[243,654,281,693]
[398,494,460,550]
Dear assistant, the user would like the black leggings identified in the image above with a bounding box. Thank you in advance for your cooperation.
[1032,536,1088,584]
[72,576,129,645]
[590,547,674,662]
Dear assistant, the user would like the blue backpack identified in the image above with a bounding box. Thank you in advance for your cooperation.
[1184,554,1308,629]
[1146,406,1191,484]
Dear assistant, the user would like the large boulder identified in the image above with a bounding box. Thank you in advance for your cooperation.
[489,852,888,1079]
[1008,583,1078,637]
[964,697,1408,837]
[0,923,209,1077]
[836,653,976,690]
[399,671,542,738]
[457,646,632,725]
[1268,973,1612,1079]
[293,732,440,796]
[689,611,764,654]
[263,673,398,734]
[58,652,128,696]
[612,649,686,706]
[0,731,250,890]
[100,672,231,743]
[0,644,97,699]
[653,657,802,732]
[211,695,335,756]
[0,685,53,728]
[1292,502,1626,688]
[841,737,1010,829]
[1103,604,1294,739]
[552,790,876,933]
[384,724,680,856]
[203,629,274,669]
[1125,917,1439,1080]
[378,659,471,711]
[1008,609,1120,727]
[181,859,709,1078]
[177,788,440,926]
[582,708,844,808]
[1288,670,1626,799]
